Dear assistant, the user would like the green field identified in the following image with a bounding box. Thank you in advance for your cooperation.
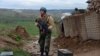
[0,21,57,37]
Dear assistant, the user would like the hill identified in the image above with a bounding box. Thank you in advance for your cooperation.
[0,8,73,23]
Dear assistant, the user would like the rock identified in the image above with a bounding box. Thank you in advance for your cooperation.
[58,49,73,56]
[0,51,13,56]
[87,0,100,13]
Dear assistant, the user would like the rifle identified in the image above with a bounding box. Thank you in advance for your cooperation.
[35,18,49,33]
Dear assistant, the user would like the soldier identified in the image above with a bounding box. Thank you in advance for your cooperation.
[35,7,54,56]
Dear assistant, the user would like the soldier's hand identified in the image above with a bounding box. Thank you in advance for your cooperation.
[35,22,38,26]
[48,26,53,30]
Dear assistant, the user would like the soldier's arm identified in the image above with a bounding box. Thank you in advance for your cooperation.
[35,19,38,26]
[48,16,55,30]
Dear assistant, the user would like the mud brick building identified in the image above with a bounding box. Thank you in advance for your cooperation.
[60,12,100,40]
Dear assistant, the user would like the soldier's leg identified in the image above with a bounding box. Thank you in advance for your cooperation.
[39,33,46,56]
[45,32,52,56]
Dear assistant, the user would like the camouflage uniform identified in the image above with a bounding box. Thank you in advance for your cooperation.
[37,15,54,56]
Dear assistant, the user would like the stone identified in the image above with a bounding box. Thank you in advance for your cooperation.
[87,0,100,13]
[58,49,73,56]
[0,51,13,56]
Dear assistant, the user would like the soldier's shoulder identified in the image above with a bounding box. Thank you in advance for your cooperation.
[47,15,53,18]
[47,15,51,16]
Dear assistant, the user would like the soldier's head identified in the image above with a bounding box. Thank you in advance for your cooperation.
[40,7,47,15]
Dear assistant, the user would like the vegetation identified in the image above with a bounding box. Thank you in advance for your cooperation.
[15,35,22,41]
[0,21,57,37]
[0,21,39,36]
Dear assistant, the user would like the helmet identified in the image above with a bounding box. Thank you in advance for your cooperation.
[40,7,47,13]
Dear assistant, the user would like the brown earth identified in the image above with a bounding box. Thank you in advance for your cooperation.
[22,36,100,56]
[0,35,100,56]
[54,36,100,55]
[0,26,30,48]
[0,36,25,49]
[74,49,100,56]
[15,26,29,38]
[22,37,58,56]
[8,26,30,40]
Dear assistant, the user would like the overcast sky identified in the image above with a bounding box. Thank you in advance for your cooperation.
[0,0,88,9]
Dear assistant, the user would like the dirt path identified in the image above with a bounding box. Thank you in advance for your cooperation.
[22,37,57,56]
[22,37,100,56]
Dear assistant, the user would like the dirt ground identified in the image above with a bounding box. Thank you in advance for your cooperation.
[74,49,100,56]
[1,35,100,56]
[54,36,100,56]
[22,37,58,56]
[22,36,100,56]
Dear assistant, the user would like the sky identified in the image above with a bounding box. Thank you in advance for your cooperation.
[0,0,88,9]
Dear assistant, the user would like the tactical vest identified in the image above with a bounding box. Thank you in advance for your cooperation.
[37,15,50,33]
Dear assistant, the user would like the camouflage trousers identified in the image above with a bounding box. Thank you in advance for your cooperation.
[38,31,51,56]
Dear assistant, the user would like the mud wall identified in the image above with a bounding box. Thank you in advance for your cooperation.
[85,12,100,39]
[62,12,100,40]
